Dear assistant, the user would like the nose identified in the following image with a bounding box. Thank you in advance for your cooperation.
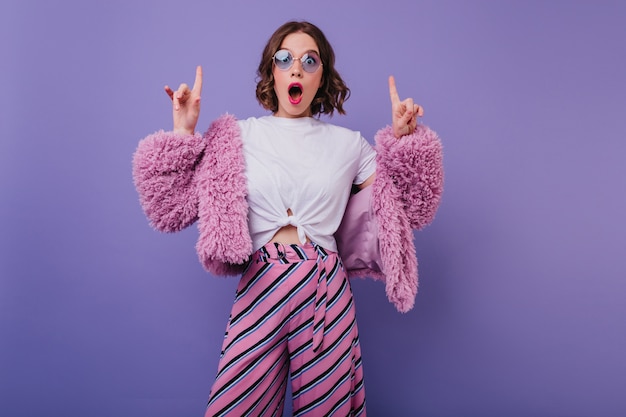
[290,60,303,77]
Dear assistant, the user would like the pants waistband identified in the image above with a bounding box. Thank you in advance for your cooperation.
[254,242,334,264]
[252,241,334,352]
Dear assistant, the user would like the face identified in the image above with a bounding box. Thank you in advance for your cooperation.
[272,32,323,118]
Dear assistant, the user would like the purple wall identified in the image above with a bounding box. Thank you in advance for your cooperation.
[2,1,625,416]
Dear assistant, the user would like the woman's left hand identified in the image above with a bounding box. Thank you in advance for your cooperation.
[389,75,424,139]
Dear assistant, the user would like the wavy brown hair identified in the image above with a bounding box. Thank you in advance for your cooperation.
[256,21,350,117]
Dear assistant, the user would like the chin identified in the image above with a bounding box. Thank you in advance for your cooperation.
[277,101,313,118]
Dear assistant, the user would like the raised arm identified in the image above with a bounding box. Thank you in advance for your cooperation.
[389,75,424,139]
[164,65,203,135]
[374,75,444,230]
[132,67,207,233]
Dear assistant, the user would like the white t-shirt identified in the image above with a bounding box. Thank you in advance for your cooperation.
[238,116,377,252]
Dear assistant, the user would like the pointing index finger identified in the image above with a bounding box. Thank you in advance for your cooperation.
[389,75,400,104]
[193,65,203,94]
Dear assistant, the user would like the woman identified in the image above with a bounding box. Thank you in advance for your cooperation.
[133,20,443,417]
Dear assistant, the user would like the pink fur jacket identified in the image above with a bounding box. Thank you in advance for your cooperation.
[132,114,443,312]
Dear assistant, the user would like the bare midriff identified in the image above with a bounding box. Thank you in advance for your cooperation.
[269,225,310,245]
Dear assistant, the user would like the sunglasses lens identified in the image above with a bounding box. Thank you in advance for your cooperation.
[301,52,321,73]
[273,50,322,73]
[273,50,293,70]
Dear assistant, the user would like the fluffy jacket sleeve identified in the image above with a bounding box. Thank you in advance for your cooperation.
[375,124,444,229]
[132,130,206,232]
[194,115,252,273]
[132,115,252,275]
[372,123,443,312]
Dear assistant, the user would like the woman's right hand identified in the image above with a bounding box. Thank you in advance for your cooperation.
[164,66,203,135]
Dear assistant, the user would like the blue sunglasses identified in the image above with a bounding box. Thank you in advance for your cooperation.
[273,49,322,73]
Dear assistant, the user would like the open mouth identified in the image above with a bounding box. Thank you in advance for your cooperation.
[288,83,303,105]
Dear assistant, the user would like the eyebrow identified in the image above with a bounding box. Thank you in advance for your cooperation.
[280,48,320,56]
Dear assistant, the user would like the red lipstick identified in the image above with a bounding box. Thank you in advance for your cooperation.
[288,83,303,105]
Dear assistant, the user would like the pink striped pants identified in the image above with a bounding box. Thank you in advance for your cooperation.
[205,242,366,416]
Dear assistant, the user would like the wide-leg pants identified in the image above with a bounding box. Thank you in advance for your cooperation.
[205,242,366,416]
